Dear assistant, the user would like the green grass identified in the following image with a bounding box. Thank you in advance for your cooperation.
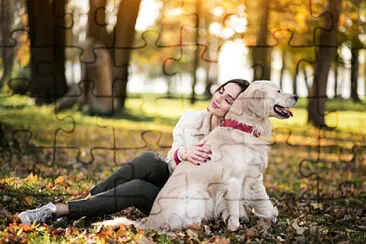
[1,94,365,132]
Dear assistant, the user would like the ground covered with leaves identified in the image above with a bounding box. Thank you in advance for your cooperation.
[0,95,365,243]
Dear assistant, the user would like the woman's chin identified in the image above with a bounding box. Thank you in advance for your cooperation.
[208,106,215,113]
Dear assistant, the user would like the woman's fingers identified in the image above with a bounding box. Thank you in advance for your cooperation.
[196,141,206,147]
[196,147,211,155]
[186,160,201,166]
[193,151,210,161]
[182,143,213,166]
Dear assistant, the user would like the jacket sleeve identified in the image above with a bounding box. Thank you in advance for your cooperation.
[165,114,187,173]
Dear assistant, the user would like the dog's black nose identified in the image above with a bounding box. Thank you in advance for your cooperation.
[293,95,299,101]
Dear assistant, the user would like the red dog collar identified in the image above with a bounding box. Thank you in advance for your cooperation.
[220,119,260,137]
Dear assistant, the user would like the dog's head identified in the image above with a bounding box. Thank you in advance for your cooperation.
[227,80,298,121]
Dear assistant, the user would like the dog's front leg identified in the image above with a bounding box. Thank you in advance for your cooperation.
[246,176,278,223]
[225,178,242,231]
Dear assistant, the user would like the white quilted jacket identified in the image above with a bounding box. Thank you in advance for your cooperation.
[165,110,212,173]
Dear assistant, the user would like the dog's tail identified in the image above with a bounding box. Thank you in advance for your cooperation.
[92,217,146,228]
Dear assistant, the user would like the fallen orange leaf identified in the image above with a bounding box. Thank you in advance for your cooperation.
[19,223,35,232]
[26,173,38,184]
[23,196,34,205]
[55,176,65,185]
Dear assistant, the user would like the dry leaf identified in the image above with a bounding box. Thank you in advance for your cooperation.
[292,220,306,235]
[26,173,38,184]
[19,223,35,232]
[55,176,65,185]
[23,196,34,205]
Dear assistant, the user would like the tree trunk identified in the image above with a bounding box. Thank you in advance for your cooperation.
[279,49,286,90]
[57,0,140,114]
[85,0,115,114]
[53,0,68,100]
[0,0,15,89]
[203,1,217,99]
[252,0,271,81]
[303,66,311,96]
[307,0,341,127]
[27,0,67,104]
[88,0,108,43]
[292,69,298,95]
[350,46,361,102]
[333,61,339,98]
[364,51,366,99]
[190,0,201,104]
[113,0,141,109]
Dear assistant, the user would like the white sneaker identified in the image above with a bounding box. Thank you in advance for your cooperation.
[18,203,57,225]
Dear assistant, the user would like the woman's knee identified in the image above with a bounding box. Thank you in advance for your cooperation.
[138,151,160,161]
[131,151,164,167]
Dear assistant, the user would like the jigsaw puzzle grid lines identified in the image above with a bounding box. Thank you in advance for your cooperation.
[0,0,365,234]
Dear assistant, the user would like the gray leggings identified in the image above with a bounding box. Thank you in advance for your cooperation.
[68,152,171,218]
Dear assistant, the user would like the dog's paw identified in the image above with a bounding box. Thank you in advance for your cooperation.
[270,207,279,223]
[227,223,239,232]
[270,216,277,223]
[221,210,229,222]
[227,217,240,232]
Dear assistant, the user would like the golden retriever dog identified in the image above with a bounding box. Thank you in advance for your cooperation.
[146,80,298,231]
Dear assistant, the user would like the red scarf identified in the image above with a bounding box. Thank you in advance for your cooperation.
[220,119,260,137]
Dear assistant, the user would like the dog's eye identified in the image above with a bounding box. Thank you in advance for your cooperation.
[277,90,281,93]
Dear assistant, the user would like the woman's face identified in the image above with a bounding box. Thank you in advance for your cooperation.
[208,83,242,118]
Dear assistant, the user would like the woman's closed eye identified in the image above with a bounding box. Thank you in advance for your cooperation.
[225,98,234,104]
[218,87,234,104]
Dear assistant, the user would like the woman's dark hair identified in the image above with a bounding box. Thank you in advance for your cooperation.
[214,78,250,94]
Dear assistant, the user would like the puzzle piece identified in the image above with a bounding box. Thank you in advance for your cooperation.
[0,0,365,242]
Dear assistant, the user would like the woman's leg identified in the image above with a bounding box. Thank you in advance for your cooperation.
[90,152,170,195]
[67,179,161,218]
[18,179,161,224]
[18,152,170,224]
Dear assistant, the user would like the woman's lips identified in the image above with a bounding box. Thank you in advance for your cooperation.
[211,102,219,109]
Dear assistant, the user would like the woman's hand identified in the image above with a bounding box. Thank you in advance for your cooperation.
[179,142,212,166]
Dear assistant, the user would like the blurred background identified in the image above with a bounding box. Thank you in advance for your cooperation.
[0,0,365,127]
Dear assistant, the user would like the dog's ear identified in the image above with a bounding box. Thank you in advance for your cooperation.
[227,92,246,117]
[245,89,269,118]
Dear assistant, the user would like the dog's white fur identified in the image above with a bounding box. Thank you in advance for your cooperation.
[146,80,298,230]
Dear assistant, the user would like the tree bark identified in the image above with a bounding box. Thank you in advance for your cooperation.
[53,0,68,100]
[0,0,15,89]
[113,0,141,109]
[56,0,140,114]
[252,0,271,81]
[307,0,341,128]
[364,51,366,99]
[202,2,216,99]
[190,0,201,104]
[279,50,286,90]
[333,61,339,98]
[88,0,108,43]
[350,46,361,102]
[303,66,311,96]
[292,69,298,95]
[27,0,67,104]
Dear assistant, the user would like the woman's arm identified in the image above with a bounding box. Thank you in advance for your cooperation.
[166,114,187,172]
[166,112,211,173]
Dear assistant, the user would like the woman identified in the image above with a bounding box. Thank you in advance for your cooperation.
[18,78,250,225]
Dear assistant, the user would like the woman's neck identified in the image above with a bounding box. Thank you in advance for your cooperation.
[211,115,222,131]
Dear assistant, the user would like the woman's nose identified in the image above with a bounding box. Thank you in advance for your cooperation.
[217,93,225,101]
